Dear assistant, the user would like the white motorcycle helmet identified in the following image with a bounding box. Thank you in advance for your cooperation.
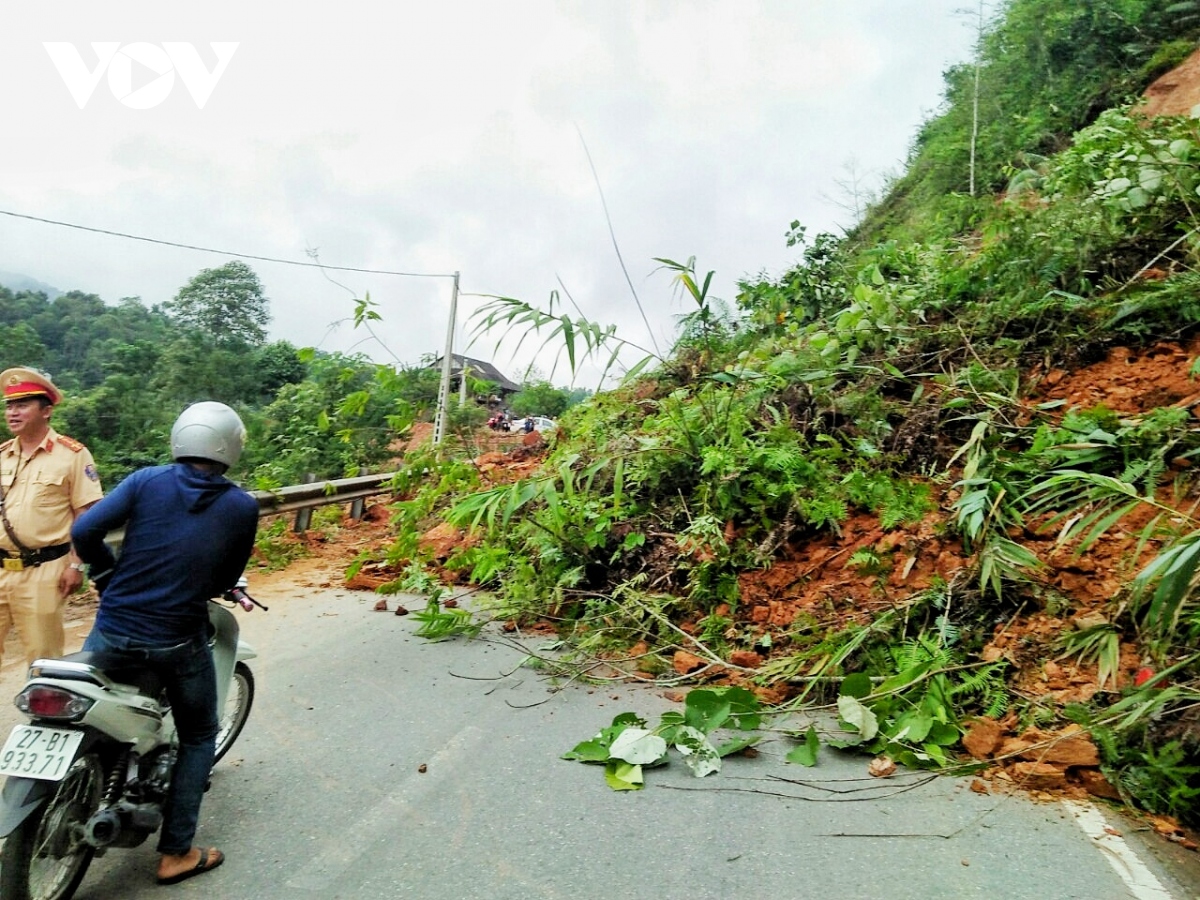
[170,401,247,470]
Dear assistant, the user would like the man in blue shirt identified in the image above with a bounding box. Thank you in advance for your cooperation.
[71,401,259,886]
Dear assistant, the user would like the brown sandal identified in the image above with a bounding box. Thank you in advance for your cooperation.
[156,847,224,885]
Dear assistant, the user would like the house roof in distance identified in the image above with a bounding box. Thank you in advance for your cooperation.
[430,354,522,393]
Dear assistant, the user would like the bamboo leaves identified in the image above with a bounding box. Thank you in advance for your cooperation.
[1023,468,1200,641]
[1131,532,1200,638]
[469,293,658,386]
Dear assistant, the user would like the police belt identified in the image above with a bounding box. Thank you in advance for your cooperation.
[0,543,71,572]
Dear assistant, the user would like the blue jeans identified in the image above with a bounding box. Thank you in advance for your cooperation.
[82,628,218,855]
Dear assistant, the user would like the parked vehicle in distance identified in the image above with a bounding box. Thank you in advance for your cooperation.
[528,416,557,433]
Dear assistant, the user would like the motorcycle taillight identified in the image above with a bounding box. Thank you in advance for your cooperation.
[15,686,93,721]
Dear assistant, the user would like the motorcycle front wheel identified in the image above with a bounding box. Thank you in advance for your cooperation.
[0,754,104,900]
[213,661,255,764]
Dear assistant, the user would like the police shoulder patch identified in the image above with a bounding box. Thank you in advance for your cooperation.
[56,435,85,453]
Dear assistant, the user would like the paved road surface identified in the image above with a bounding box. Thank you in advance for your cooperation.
[0,581,1197,900]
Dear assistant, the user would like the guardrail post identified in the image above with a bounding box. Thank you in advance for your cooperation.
[349,468,369,520]
[293,473,316,533]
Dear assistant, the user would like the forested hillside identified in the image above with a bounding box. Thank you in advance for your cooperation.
[0,266,583,486]
[357,0,1200,826]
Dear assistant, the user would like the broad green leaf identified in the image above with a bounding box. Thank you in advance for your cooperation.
[604,760,645,791]
[786,725,821,767]
[562,739,611,763]
[684,690,732,733]
[716,735,760,758]
[562,712,644,762]
[877,660,934,695]
[921,743,949,766]
[608,728,668,765]
[838,695,879,741]
[893,749,921,769]
[720,687,763,730]
[928,721,960,746]
[674,726,722,777]
[893,711,932,744]
[840,672,873,699]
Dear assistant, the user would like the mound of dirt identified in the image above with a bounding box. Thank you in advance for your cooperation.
[1139,47,1200,118]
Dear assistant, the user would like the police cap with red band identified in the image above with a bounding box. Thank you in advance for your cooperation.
[1,368,61,405]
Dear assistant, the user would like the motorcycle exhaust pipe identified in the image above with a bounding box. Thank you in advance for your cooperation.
[83,809,122,847]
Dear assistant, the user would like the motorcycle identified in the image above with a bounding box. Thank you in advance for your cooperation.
[0,583,264,900]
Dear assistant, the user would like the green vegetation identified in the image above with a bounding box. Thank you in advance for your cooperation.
[563,687,762,790]
[2,265,464,486]
[374,0,1200,820]
[7,0,1200,826]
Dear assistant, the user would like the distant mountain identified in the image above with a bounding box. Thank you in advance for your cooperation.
[0,270,62,299]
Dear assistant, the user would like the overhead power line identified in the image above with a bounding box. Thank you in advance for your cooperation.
[0,208,454,280]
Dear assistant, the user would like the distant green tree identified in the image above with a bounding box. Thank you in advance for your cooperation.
[252,340,308,402]
[152,334,255,406]
[564,387,593,408]
[243,352,413,484]
[393,364,442,420]
[164,261,271,346]
[56,374,172,482]
[0,322,48,371]
[0,288,49,329]
[0,292,172,390]
[509,381,571,418]
[105,340,162,377]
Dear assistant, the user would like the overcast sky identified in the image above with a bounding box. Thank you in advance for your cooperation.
[1,2,974,388]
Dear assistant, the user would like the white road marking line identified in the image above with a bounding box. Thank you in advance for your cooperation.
[1065,800,1175,900]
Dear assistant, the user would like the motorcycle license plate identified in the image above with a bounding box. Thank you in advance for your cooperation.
[0,726,83,781]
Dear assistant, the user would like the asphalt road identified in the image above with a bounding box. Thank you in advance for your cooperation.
[1,583,1198,900]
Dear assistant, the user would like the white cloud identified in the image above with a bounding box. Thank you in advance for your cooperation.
[0,0,974,388]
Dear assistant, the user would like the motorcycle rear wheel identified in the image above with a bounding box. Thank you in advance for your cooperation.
[0,754,104,900]
[213,661,255,764]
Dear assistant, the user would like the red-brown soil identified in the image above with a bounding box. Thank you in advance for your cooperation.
[1139,47,1200,118]
[239,335,1200,838]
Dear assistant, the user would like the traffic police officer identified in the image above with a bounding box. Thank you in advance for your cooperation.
[0,367,103,666]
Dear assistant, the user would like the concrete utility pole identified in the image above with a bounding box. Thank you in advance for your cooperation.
[432,271,460,447]
[969,0,985,197]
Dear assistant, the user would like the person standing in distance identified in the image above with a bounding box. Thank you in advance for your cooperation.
[0,367,102,666]
[71,401,259,886]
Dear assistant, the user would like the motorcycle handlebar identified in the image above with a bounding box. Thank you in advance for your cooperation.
[222,586,269,612]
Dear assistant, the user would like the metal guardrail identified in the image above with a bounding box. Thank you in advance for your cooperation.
[250,472,396,516]
[99,471,399,549]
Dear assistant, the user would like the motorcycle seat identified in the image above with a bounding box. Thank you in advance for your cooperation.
[40,651,165,698]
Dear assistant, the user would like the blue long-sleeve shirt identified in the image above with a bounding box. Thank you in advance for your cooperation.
[71,463,259,643]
